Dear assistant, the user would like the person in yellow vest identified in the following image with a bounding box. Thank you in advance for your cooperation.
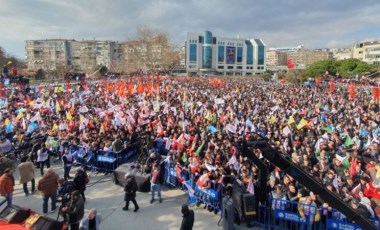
[298,195,320,230]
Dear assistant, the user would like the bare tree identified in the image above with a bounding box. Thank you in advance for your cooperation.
[119,26,180,74]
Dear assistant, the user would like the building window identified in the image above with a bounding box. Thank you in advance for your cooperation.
[227,66,234,69]
[255,39,265,65]
[202,46,212,69]
[189,44,197,62]
[218,46,224,63]
[237,66,242,69]
[218,66,224,69]
[204,31,212,44]
[245,40,253,65]
[237,47,243,63]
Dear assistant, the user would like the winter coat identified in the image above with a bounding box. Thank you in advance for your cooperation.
[74,171,87,192]
[37,173,59,196]
[18,162,35,184]
[180,209,194,230]
[64,196,85,224]
[124,178,138,201]
[0,174,15,196]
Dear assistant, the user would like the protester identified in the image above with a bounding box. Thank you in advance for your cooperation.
[62,190,85,230]
[62,149,74,180]
[122,175,139,212]
[37,168,59,214]
[18,155,36,196]
[37,143,51,176]
[74,168,88,202]
[79,208,102,230]
[180,204,194,230]
[150,163,162,204]
[0,168,15,207]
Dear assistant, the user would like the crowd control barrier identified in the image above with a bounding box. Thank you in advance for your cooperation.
[251,198,380,230]
[163,162,222,213]
[69,143,137,172]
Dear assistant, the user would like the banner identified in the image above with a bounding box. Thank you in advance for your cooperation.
[274,209,308,224]
[327,219,363,230]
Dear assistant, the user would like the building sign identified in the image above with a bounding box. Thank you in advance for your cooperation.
[226,46,236,64]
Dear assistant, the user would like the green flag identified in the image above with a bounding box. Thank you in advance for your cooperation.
[345,135,354,147]
[322,127,334,134]
[342,158,350,169]
[195,142,205,157]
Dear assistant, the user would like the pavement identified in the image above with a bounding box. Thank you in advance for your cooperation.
[5,160,257,230]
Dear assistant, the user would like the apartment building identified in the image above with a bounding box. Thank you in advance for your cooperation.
[352,40,380,66]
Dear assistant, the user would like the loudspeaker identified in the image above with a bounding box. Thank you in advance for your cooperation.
[0,205,31,224]
[32,216,63,230]
[134,172,151,192]
[242,193,256,216]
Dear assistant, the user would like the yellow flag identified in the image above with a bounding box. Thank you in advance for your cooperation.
[80,115,84,123]
[6,60,12,65]
[4,118,10,126]
[29,100,35,106]
[288,116,295,125]
[269,115,277,124]
[16,113,24,121]
[52,123,58,132]
[296,118,308,130]
[205,111,212,122]
[66,111,73,121]
[54,87,59,94]
[42,100,46,106]
[56,101,61,112]
[58,86,64,92]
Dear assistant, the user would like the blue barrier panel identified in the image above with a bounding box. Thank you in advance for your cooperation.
[251,198,380,230]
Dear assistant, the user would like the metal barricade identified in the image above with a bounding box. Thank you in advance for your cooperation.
[68,144,138,172]
[251,198,380,230]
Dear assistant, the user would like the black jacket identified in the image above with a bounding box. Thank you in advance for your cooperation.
[74,171,86,192]
[124,178,138,201]
[180,210,194,230]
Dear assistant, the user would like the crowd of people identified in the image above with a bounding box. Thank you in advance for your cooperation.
[0,74,380,228]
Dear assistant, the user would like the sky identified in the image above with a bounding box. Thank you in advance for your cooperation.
[0,0,380,59]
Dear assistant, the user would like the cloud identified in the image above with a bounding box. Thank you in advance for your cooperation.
[0,0,379,58]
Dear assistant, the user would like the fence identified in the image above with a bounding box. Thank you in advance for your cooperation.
[163,162,223,213]
[252,198,380,230]
[67,143,137,172]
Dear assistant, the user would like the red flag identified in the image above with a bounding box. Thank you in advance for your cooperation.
[175,165,185,183]
[287,60,295,69]
[349,158,358,178]
[348,82,356,99]
[329,79,335,93]
[373,87,380,100]
[316,76,321,87]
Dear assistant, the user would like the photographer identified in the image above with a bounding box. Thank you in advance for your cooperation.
[61,190,85,230]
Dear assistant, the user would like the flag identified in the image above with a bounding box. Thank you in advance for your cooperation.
[269,115,277,124]
[345,135,354,147]
[322,127,334,134]
[52,123,58,132]
[282,126,291,136]
[287,116,295,125]
[207,125,219,134]
[66,111,73,121]
[329,80,335,93]
[56,101,62,112]
[5,122,13,133]
[175,165,185,183]
[349,158,358,178]
[30,112,42,122]
[374,87,380,100]
[6,60,12,65]
[296,118,308,130]
[182,181,195,196]
[247,179,255,195]
[287,59,295,69]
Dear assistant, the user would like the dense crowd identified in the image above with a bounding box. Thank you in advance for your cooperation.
[1,75,380,225]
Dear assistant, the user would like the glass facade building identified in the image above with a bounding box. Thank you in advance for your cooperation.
[186,31,265,75]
